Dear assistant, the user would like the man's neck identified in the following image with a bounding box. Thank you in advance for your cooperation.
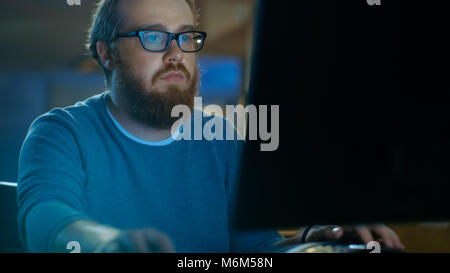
[106,91,173,142]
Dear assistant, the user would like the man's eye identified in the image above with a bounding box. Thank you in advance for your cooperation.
[180,35,192,43]
[146,34,162,42]
[194,36,203,43]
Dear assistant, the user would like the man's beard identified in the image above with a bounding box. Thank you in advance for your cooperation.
[113,60,199,129]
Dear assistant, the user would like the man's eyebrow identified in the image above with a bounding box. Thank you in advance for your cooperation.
[135,24,195,32]
[177,24,195,32]
[135,23,168,31]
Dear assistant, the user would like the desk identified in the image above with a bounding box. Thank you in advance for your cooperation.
[279,223,450,253]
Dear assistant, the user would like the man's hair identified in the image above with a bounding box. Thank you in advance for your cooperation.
[86,0,199,88]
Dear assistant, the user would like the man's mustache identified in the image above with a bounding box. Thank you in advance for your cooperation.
[152,63,191,85]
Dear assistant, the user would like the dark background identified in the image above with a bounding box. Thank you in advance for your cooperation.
[235,0,450,228]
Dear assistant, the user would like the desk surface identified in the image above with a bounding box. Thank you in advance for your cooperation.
[280,223,450,253]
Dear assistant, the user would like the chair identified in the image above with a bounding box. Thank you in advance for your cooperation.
[0,182,25,252]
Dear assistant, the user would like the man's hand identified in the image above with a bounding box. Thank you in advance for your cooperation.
[283,224,404,250]
[54,220,175,253]
[98,228,175,253]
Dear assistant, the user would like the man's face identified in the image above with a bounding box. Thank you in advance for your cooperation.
[111,0,199,128]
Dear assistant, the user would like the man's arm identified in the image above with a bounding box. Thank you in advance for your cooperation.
[53,219,175,253]
[18,110,175,253]
[17,110,91,252]
[52,219,121,252]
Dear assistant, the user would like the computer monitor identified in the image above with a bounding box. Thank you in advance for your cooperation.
[233,0,450,229]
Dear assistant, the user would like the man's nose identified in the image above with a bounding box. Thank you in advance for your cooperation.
[163,39,184,64]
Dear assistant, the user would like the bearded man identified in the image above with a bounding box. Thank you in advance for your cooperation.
[17,0,403,252]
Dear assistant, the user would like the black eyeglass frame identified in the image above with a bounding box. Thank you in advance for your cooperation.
[114,30,207,53]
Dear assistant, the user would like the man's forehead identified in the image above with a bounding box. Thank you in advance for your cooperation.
[118,0,194,32]
[134,23,195,33]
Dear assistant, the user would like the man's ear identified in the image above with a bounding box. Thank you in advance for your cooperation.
[96,40,115,70]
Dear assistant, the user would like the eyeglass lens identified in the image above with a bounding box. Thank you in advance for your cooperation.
[141,31,204,52]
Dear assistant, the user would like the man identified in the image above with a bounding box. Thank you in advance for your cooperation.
[17,0,403,252]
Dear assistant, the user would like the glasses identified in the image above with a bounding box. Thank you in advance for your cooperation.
[115,30,207,53]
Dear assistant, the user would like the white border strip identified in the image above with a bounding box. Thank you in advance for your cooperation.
[0,182,17,187]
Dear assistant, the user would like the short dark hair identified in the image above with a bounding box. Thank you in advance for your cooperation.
[86,0,198,88]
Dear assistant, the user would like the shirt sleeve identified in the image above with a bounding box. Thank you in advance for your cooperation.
[224,121,285,253]
[17,109,91,252]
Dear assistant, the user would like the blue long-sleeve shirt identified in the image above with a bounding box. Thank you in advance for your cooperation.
[17,91,284,252]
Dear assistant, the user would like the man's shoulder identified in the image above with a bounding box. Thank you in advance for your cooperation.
[28,91,106,135]
[33,92,105,125]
